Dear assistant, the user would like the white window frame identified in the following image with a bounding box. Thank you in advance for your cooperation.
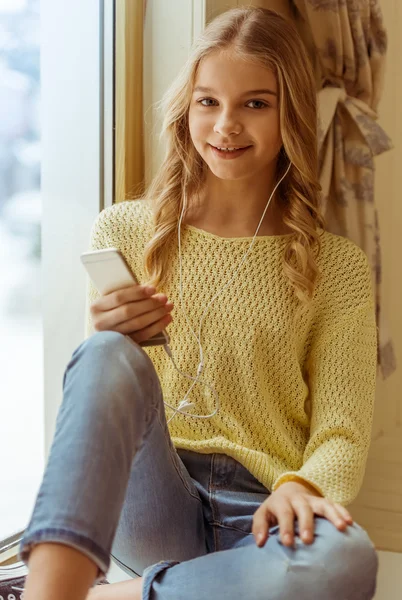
[42,0,112,458]
[42,0,205,459]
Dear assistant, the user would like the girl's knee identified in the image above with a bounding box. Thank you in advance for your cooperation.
[315,517,377,567]
[238,519,378,600]
[68,331,161,413]
[83,330,158,382]
[304,517,378,598]
[84,330,143,359]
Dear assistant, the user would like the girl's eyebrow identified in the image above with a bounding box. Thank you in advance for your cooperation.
[193,86,277,97]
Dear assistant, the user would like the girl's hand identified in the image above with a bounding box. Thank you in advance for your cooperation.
[90,283,174,345]
[252,481,353,548]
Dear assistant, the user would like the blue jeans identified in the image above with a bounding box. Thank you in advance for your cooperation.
[19,331,378,599]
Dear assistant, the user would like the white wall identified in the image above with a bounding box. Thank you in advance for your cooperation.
[371,0,402,596]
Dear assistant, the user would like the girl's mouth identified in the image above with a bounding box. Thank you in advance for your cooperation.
[209,144,252,159]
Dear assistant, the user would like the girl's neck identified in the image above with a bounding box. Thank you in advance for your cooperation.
[183,216,292,238]
[183,195,292,238]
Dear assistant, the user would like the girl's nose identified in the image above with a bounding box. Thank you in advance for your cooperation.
[213,119,241,138]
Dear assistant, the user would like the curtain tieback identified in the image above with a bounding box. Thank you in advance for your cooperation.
[317,86,392,158]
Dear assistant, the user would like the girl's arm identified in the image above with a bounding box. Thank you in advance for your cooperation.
[272,298,377,506]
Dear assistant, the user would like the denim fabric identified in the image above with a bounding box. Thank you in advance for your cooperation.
[18,331,378,599]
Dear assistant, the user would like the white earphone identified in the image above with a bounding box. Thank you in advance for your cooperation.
[161,161,292,424]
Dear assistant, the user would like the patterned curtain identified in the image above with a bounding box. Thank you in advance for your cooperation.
[259,0,396,379]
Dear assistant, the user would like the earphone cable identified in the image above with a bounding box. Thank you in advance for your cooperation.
[163,161,292,422]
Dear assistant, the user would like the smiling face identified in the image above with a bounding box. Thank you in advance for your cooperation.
[188,50,283,183]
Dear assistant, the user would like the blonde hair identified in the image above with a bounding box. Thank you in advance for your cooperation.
[134,6,327,306]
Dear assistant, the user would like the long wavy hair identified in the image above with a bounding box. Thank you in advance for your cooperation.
[133,6,327,307]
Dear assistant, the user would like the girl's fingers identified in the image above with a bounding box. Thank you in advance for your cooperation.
[276,496,353,546]
[290,500,315,545]
[130,313,172,345]
[252,497,354,550]
[335,504,354,523]
[94,283,152,312]
[282,499,351,546]
[252,503,273,546]
[274,501,297,546]
[310,499,347,531]
[303,499,351,535]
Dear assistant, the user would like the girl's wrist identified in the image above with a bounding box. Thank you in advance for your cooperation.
[275,478,323,497]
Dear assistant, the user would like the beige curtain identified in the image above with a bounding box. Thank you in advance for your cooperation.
[258,0,396,379]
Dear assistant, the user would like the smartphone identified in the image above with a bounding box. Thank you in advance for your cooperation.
[80,247,170,347]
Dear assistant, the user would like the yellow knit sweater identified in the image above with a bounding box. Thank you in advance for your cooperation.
[84,199,378,506]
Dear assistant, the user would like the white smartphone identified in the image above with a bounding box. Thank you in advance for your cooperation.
[80,247,170,347]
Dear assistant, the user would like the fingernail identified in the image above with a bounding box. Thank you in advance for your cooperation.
[257,533,264,544]
[284,534,293,545]
[302,531,311,543]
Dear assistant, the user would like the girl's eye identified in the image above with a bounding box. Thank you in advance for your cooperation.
[197,98,216,107]
[197,98,268,109]
[247,100,269,109]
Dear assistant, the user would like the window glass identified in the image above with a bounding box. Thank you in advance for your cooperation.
[0,0,42,542]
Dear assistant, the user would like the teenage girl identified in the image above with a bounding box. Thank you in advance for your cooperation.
[19,7,378,600]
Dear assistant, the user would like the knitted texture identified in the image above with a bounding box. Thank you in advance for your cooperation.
[84,199,378,506]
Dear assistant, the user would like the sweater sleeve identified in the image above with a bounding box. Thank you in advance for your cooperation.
[271,255,378,506]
